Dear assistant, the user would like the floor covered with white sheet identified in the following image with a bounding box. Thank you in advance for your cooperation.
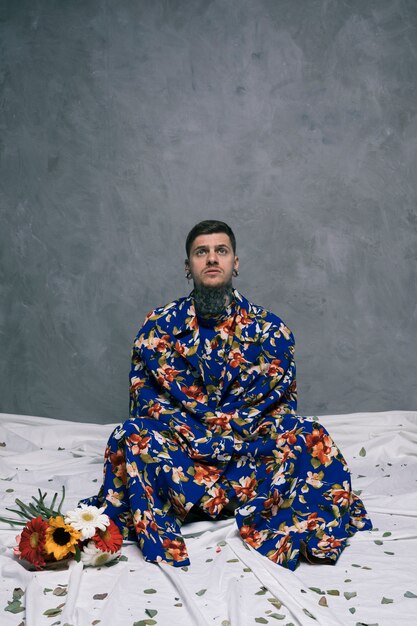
[1,410,416,626]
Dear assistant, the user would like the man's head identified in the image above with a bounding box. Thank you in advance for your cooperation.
[185,220,239,291]
[185,220,236,258]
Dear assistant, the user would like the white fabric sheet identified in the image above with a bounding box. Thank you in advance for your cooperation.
[1,410,416,625]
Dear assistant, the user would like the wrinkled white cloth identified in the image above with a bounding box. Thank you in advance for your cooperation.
[1,411,416,625]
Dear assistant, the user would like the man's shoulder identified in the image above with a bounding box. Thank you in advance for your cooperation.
[237,292,291,331]
[136,296,191,336]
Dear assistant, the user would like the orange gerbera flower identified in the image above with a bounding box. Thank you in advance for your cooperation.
[19,516,48,569]
[92,519,123,553]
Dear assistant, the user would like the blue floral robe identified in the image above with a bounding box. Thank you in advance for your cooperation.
[82,290,371,569]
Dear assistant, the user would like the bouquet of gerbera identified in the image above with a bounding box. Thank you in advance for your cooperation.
[1,489,123,570]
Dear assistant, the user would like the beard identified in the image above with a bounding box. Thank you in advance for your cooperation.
[193,283,234,317]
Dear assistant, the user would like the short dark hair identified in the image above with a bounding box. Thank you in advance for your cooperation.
[185,220,236,258]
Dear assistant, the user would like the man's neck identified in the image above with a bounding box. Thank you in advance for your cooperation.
[193,285,234,317]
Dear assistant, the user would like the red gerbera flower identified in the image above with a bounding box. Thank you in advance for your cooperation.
[92,519,123,553]
[19,516,48,569]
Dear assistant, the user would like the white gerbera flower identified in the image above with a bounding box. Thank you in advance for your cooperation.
[80,541,119,567]
[65,504,109,540]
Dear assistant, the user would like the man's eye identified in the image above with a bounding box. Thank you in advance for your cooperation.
[195,249,206,256]
[218,248,227,254]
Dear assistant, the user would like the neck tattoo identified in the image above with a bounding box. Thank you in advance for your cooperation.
[193,285,234,317]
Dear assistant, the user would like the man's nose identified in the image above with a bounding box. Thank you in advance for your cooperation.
[207,249,218,264]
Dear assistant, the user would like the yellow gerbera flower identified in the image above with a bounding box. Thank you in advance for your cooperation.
[44,516,81,560]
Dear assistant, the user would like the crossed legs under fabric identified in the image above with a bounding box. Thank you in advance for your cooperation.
[81,413,372,569]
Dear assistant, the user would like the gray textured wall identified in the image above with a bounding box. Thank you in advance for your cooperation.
[1,0,416,423]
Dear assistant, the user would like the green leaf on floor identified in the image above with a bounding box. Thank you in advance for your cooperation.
[12,588,24,601]
[43,605,64,617]
[93,593,108,600]
[359,447,366,457]
[255,618,268,624]
[53,587,67,596]
[349,607,356,614]
[196,589,207,596]
[381,597,393,604]
[145,609,158,617]
[382,531,392,537]
[268,598,282,609]
[4,600,25,614]
[302,608,317,619]
[309,587,325,594]
[256,587,267,595]
[326,590,340,596]
[344,592,357,600]
[143,589,157,594]
[270,613,285,620]
[404,591,417,598]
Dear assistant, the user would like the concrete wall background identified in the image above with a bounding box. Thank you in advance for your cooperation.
[1,0,416,423]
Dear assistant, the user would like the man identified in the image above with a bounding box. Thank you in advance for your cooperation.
[83,220,371,569]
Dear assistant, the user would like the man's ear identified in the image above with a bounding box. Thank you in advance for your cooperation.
[234,256,239,271]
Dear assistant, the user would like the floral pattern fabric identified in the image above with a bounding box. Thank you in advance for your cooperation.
[81,290,371,569]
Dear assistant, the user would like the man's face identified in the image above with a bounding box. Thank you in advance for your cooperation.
[187,233,239,290]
